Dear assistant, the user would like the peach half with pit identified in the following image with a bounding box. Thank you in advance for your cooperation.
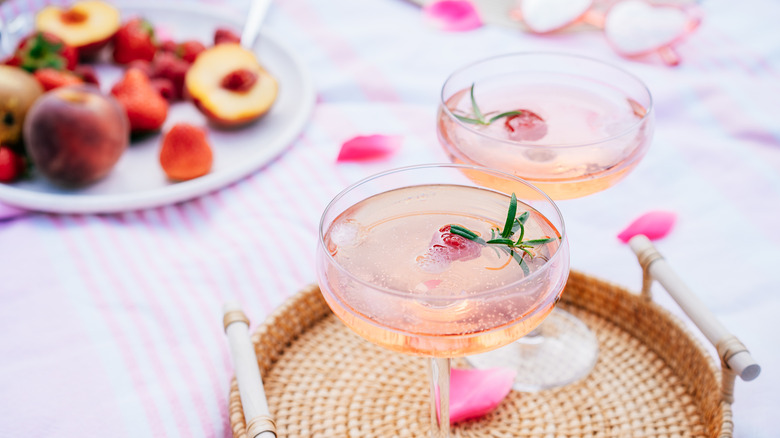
[35,0,121,59]
[184,43,278,127]
[23,85,129,187]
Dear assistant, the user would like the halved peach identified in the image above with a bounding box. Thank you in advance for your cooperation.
[35,0,121,59]
[184,43,278,127]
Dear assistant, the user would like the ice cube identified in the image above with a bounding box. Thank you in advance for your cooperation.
[330,219,362,247]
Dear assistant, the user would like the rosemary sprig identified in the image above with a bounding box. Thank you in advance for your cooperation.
[453,83,526,126]
[448,193,557,274]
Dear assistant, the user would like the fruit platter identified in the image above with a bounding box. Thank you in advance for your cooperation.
[0,1,314,213]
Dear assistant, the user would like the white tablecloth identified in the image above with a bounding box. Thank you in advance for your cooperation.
[0,0,777,436]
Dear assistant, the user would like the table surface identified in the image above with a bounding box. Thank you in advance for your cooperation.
[1,0,777,437]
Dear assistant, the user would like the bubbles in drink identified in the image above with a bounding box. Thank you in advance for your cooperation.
[416,248,453,274]
[320,184,568,357]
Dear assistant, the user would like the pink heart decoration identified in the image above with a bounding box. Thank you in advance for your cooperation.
[336,134,402,162]
[450,367,516,424]
[604,0,699,58]
[423,0,483,32]
[617,210,677,243]
[520,0,593,34]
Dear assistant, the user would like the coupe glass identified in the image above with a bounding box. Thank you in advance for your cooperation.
[437,52,654,390]
[317,164,569,437]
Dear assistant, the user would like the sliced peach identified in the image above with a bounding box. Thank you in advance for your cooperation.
[35,1,121,59]
[184,43,278,127]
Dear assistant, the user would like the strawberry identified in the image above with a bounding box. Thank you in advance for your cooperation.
[112,18,157,65]
[416,225,482,273]
[73,64,100,87]
[33,68,84,91]
[5,32,78,72]
[158,40,178,53]
[0,145,26,183]
[111,68,168,133]
[214,27,241,45]
[150,52,189,100]
[159,123,213,181]
[177,40,205,63]
[151,77,176,101]
[504,110,547,142]
[127,59,153,77]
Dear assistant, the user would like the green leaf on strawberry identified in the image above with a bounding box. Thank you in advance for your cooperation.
[8,32,78,73]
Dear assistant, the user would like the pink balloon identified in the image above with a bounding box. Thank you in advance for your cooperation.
[336,135,402,162]
[450,367,516,423]
[617,210,677,243]
[423,0,483,32]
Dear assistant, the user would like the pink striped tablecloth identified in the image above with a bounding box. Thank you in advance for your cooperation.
[1,0,778,437]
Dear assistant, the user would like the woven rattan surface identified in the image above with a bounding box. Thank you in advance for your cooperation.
[229,271,728,437]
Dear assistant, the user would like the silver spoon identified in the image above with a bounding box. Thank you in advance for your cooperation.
[240,0,272,49]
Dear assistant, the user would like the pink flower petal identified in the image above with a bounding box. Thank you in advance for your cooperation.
[450,367,516,424]
[0,201,27,221]
[336,135,402,162]
[424,0,483,32]
[617,210,677,243]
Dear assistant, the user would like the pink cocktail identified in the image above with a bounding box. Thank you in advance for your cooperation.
[438,53,653,200]
[317,164,569,436]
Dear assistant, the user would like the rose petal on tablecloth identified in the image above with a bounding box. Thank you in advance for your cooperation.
[423,0,483,32]
[617,210,677,243]
[0,201,27,221]
[450,367,516,424]
[336,134,402,162]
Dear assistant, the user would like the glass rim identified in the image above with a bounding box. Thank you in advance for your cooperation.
[318,163,568,302]
[439,51,655,149]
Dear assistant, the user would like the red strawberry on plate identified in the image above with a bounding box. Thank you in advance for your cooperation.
[113,17,157,64]
[5,32,78,72]
[111,68,168,133]
[73,64,100,87]
[158,40,178,53]
[159,123,213,181]
[33,68,84,91]
[417,225,482,273]
[150,77,176,101]
[150,52,189,101]
[0,145,26,183]
[177,40,205,63]
[214,27,241,45]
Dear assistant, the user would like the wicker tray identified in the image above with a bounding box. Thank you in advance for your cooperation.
[227,263,750,438]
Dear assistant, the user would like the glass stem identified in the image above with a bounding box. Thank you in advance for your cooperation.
[428,357,451,438]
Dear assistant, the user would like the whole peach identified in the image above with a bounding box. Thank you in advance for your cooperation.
[23,85,129,187]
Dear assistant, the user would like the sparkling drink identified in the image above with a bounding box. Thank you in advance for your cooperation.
[320,184,566,357]
[316,164,569,437]
[437,54,654,200]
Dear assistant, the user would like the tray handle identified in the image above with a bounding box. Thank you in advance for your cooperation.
[628,235,761,404]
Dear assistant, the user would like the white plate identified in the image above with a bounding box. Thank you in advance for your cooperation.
[0,2,314,213]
